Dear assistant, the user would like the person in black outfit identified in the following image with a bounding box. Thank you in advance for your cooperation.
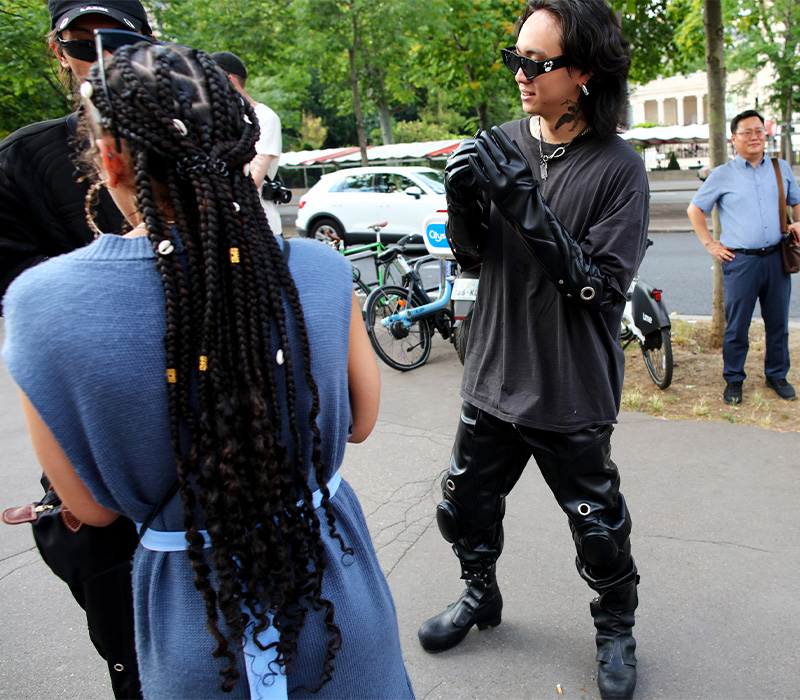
[417,2,649,698]
[0,2,152,697]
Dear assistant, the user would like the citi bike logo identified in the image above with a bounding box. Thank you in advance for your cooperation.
[426,223,448,246]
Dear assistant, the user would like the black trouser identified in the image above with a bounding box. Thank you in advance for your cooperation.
[437,402,637,601]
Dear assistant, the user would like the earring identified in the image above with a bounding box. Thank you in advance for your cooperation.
[581,83,589,96]
[84,180,105,239]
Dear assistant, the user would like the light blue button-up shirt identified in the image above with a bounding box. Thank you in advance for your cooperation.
[691,155,800,249]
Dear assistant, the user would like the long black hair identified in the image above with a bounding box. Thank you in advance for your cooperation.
[516,0,631,138]
[81,43,345,692]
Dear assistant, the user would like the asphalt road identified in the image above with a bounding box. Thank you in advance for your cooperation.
[3,332,799,700]
[639,233,800,321]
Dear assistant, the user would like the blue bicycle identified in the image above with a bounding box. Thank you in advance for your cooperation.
[363,235,454,371]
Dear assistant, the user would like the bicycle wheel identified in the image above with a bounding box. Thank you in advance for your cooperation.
[364,285,432,371]
[641,327,673,390]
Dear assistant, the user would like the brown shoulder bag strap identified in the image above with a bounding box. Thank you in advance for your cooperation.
[772,158,788,234]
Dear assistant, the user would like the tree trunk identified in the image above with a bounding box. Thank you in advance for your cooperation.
[704,0,726,348]
[477,102,488,132]
[377,96,395,145]
[782,93,793,163]
[349,17,368,167]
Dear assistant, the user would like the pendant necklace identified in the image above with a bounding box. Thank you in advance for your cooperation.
[537,116,591,180]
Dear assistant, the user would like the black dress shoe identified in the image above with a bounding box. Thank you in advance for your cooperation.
[723,381,743,405]
[765,377,796,401]
[591,599,637,700]
[418,579,502,653]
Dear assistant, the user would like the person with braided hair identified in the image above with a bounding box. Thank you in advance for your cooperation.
[0,3,152,697]
[3,38,414,699]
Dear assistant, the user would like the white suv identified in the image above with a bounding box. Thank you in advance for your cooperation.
[295,166,446,245]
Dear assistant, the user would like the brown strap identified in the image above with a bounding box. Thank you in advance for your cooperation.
[772,158,788,234]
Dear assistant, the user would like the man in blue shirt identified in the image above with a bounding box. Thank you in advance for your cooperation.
[688,109,800,404]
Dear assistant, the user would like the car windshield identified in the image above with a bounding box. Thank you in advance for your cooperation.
[413,170,445,194]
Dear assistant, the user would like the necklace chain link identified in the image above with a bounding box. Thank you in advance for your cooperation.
[537,116,591,180]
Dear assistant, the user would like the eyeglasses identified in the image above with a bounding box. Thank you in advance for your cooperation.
[734,128,766,138]
[57,29,156,63]
[93,29,160,151]
[500,47,569,81]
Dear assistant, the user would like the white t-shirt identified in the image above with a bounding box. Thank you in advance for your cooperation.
[252,102,282,236]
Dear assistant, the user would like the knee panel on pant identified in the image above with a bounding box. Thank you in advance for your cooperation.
[437,472,506,544]
[572,494,632,569]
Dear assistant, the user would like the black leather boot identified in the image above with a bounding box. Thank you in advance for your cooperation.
[418,566,502,653]
[590,585,638,700]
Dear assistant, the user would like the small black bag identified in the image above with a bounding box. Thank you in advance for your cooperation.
[2,478,139,594]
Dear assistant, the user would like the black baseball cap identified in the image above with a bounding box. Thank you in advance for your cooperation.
[49,0,152,34]
[210,51,248,79]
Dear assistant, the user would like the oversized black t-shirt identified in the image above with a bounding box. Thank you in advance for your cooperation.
[461,117,650,432]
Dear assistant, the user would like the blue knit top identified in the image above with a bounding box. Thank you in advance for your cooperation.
[3,234,414,699]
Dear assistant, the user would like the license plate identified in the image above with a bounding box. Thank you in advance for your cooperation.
[452,277,479,301]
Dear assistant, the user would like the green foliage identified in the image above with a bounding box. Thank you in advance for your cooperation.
[391,119,460,142]
[410,0,519,131]
[299,111,327,150]
[726,0,800,123]
[0,0,70,139]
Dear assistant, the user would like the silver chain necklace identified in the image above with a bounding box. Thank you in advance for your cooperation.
[537,116,591,180]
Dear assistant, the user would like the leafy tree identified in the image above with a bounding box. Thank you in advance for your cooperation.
[411,0,518,133]
[727,0,800,161]
[0,0,71,139]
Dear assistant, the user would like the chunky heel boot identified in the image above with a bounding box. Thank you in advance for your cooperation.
[590,597,637,700]
[418,567,502,653]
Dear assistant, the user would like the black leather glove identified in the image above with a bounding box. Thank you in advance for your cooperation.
[444,138,489,269]
[468,126,624,311]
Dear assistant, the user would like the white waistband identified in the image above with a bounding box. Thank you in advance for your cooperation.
[137,471,342,552]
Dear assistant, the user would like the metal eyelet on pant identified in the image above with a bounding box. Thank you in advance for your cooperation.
[446,478,455,491]
[578,503,592,516]
[113,664,125,672]
[580,287,596,300]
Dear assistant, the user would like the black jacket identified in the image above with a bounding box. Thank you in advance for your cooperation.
[0,112,125,307]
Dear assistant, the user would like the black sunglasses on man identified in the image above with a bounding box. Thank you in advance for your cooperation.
[500,47,569,81]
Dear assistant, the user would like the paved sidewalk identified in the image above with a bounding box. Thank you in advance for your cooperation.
[1,332,798,699]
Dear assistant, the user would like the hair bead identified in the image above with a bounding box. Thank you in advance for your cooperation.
[166,368,177,383]
[199,355,208,371]
[158,240,175,255]
[229,247,240,263]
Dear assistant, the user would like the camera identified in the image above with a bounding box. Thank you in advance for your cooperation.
[261,174,292,204]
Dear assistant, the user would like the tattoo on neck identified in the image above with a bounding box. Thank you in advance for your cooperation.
[554,99,580,132]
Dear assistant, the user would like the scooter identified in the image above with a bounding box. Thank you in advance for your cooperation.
[620,239,673,389]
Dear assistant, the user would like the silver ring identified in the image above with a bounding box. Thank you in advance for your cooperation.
[446,479,455,491]
[580,286,596,300]
[113,664,125,672]
[577,503,591,516]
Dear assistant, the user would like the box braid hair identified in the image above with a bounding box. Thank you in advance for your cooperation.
[80,43,347,693]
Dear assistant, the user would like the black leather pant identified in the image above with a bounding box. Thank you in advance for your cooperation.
[437,402,637,600]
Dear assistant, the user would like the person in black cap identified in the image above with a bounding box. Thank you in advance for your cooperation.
[0,3,152,697]
[211,50,284,235]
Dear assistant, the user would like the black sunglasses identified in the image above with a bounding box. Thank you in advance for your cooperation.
[500,47,569,80]
[93,29,160,151]
[57,29,157,63]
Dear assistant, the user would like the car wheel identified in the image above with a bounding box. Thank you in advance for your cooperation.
[307,217,345,247]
